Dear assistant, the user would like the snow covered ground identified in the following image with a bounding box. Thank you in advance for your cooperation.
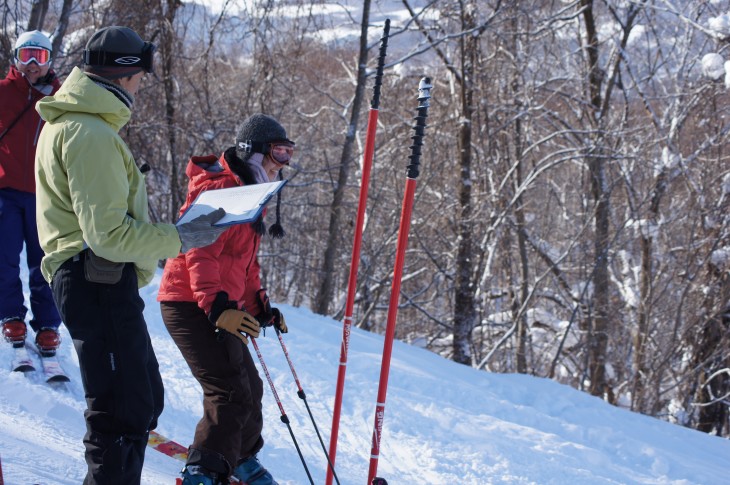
[1,265,729,485]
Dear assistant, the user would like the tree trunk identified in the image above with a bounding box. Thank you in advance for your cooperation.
[509,6,529,374]
[162,0,182,218]
[50,0,74,57]
[693,270,730,435]
[580,0,611,399]
[631,168,666,411]
[27,0,48,31]
[313,0,372,316]
[452,0,478,365]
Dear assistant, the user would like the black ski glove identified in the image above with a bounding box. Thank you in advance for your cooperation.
[208,291,237,325]
[176,208,227,253]
[256,289,288,333]
[271,307,287,334]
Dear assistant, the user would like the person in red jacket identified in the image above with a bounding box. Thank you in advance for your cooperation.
[158,113,294,485]
[0,30,63,356]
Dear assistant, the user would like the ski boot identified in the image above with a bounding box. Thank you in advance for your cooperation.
[232,456,278,485]
[180,464,222,485]
[2,319,27,348]
[35,327,61,357]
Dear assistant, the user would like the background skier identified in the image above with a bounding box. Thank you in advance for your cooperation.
[0,30,63,357]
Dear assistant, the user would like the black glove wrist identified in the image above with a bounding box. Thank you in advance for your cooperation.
[208,291,238,325]
[272,308,287,333]
[255,288,287,332]
[256,288,274,326]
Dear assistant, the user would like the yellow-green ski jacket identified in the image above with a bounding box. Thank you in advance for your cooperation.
[35,67,181,286]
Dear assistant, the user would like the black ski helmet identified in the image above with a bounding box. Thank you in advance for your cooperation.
[235,113,295,160]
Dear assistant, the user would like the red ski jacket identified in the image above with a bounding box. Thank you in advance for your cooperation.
[0,65,60,193]
[158,153,265,317]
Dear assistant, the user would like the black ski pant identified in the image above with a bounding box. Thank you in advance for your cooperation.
[160,301,264,475]
[51,252,164,485]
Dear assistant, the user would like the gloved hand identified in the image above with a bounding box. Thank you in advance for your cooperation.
[256,289,288,333]
[176,208,227,253]
[215,309,260,344]
[271,307,288,333]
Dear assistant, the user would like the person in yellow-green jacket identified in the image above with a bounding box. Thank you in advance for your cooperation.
[34,26,226,485]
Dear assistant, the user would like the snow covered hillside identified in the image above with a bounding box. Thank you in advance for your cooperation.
[1,267,729,484]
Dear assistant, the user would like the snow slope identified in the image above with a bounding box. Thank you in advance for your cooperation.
[1,269,729,484]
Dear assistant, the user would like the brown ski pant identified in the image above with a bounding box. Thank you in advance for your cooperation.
[160,301,264,475]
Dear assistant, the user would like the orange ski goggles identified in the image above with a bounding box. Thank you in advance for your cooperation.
[16,47,51,66]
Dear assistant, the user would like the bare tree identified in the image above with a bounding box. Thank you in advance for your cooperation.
[50,0,74,58]
[5,0,730,437]
[313,0,375,316]
[159,0,183,218]
[27,0,48,31]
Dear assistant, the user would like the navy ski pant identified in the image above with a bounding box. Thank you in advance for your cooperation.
[0,188,61,329]
[160,301,264,474]
[51,251,164,485]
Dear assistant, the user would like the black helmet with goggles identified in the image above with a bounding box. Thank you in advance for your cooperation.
[236,114,296,164]
[83,26,156,75]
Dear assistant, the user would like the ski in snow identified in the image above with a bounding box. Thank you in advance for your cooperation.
[148,432,197,485]
[149,431,269,484]
[11,345,35,373]
[39,353,70,383]
[10,343,70,384]
[148,430,188,462]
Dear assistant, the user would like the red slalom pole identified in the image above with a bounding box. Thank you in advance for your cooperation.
[367,77,433,484]
[327,19,391,485]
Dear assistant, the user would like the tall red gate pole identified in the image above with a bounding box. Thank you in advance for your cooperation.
[367,77,433,484]
[326,19,391,485]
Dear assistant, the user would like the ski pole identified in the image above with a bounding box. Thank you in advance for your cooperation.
[250,337,314,484]
[328,18,391,485]
[275,328,341,485]
[367,77,433,485]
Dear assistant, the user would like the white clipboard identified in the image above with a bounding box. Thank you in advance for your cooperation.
[176,180,287,227]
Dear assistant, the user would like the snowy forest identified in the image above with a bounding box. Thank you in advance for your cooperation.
[2,0,729,439]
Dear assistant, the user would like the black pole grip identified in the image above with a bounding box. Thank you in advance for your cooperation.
[371,19,391,110]
[406,77,433,179]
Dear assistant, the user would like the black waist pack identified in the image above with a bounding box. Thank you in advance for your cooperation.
[83,250,125,285]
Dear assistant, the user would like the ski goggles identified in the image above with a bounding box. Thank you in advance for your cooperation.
[268,143,295,164]
[238,140,296,164]
[83,41,156,74]
[15,47,51,66]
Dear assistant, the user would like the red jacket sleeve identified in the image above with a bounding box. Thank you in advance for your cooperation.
[185,230,227,315]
